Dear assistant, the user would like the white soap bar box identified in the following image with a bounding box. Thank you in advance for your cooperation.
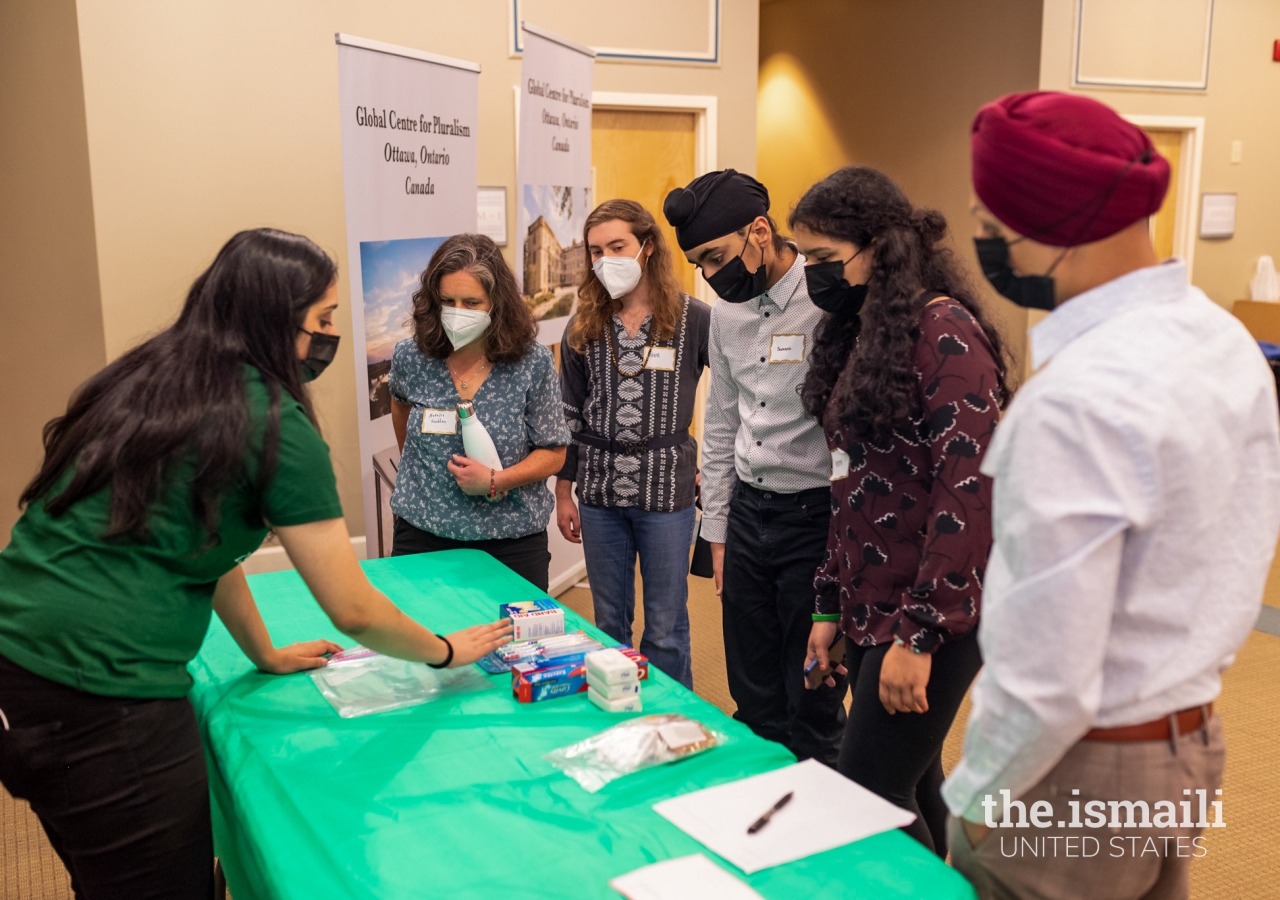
[586,670,641,700]
[588,686,642,713]
[584,648,639,685]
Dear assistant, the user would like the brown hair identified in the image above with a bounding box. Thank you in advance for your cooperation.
[410,233,537,364]
[566,200,685,353]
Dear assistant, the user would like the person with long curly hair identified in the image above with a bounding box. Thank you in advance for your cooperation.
[555,200,710,688]
[795,167,1010,857]
[389,233,569,590]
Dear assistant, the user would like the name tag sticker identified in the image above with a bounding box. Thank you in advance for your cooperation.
[644,346,676,371]
[831,448,850,481]
[769,334,805,363]
[420,408,458,434]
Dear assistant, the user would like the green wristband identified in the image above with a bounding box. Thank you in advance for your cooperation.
[812,613,841,622]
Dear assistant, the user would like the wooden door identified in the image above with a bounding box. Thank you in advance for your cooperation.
[591,109,697,293]
[1143,129,1183,261]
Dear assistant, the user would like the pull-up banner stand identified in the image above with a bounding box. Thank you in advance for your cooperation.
[516,23,596,347]
[336,34,479,558]
[516,23,594,595]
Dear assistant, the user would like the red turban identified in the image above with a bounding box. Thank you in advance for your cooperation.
[971,92,1170,247]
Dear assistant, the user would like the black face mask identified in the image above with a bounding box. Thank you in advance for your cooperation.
[299,329,340,381]
[705,236,769,303]
[805,254,868,318]
[974,237,1058,311]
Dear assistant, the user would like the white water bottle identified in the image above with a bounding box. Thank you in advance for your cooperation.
[457,400,504,472]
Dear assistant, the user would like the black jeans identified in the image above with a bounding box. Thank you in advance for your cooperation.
[722,482,847,765]
[392,518,552,592]
[0,654,214,899]
[837,630,982,857]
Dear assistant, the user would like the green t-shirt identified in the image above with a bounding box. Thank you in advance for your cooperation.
[0,368,344,698]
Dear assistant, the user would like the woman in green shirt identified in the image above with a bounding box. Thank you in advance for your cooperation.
[0,228,511,898]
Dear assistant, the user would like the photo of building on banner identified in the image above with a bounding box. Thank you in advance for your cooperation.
[522,184,590,325]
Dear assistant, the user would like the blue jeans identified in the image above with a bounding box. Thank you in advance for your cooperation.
[577,503,696,689]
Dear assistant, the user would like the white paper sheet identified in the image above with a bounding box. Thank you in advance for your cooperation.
[652,759,916,874]
[609,854,764,900]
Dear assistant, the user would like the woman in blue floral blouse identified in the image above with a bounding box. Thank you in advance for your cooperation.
[389,234,569,590]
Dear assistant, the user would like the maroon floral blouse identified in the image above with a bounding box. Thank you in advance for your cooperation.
[813,298,1002,653]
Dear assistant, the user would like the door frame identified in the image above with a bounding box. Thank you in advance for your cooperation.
[590,91,718,459]
[1122,114,1205,278]
[590,92,717,309]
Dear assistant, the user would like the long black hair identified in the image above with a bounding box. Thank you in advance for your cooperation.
[20,228,337,540]
[793,167,1011,439]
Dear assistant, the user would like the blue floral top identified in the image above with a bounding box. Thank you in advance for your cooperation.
[388,339,570,541]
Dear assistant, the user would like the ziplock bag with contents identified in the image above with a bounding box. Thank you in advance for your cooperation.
[310,646,493,718]
[544,714,727,792]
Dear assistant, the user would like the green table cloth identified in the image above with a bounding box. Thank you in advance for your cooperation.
[189,550,976,900]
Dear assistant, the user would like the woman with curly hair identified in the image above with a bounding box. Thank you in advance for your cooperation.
[389,233,569,590]
[795,167,1009,856]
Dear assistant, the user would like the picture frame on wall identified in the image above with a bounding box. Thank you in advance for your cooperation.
[477,186,508,246]
[1199,192,1236,239]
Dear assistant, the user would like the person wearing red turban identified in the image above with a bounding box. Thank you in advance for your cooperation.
[944,92,1280,900]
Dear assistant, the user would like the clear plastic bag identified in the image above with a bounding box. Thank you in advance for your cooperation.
[310,647,493,718]
[544,714,727,792]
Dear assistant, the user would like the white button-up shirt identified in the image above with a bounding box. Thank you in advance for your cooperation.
[700,251,832,543]
[944,260,1280,821]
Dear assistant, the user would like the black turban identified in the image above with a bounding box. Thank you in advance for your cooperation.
[663,169,770,251]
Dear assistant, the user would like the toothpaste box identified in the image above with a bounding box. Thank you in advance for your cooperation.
[512,647,649,703]
[500,599,565,642]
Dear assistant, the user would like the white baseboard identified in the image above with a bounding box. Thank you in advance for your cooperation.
[242,535,367,576]
[547,560,588,599]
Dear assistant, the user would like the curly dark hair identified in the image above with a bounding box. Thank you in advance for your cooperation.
[792,167,1012,439]
[410,233,537,365]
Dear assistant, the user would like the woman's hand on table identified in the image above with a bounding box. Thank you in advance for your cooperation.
[444,618,514,666]
[259,639,344,674]
[448,454,506,500]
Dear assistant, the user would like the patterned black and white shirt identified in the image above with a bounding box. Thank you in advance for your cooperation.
[558,296,711,512]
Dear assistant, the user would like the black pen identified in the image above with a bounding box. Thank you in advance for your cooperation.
[747,791,794,834]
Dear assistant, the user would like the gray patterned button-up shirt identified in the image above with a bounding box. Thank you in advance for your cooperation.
[699,251,832,543]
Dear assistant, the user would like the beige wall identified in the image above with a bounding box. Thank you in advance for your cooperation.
[758,0,1043,375]
[49,0,759,539]
[1041,0,1280,308]
[0,0,106,541]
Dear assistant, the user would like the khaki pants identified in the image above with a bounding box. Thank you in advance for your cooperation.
[949,715,1224,900]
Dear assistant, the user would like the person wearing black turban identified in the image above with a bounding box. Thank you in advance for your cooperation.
[663,171,848,765]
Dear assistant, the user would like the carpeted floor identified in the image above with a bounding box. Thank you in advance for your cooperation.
[5,566,1279,898]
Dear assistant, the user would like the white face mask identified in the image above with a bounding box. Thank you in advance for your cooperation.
[592,241,647,300]
[440,306,491,350]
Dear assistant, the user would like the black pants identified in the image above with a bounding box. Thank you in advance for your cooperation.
[0,654,214,899]
[722,482,847,765]
[392,518,552,592]
[837,630,982,857]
